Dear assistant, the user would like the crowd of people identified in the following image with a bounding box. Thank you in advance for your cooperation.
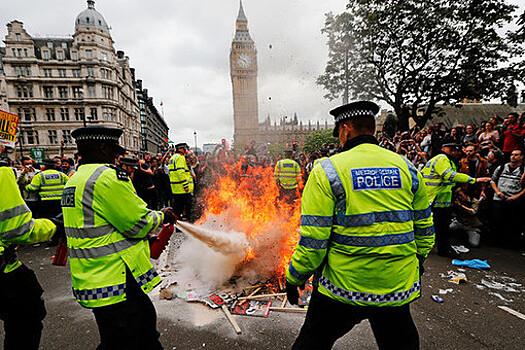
[6,112,525,255]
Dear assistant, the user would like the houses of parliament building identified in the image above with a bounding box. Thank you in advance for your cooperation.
[230,1,331,150]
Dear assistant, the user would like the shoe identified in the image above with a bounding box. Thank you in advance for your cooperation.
[438,248,460,259]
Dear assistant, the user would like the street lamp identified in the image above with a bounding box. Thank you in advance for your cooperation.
[193,131,198,155]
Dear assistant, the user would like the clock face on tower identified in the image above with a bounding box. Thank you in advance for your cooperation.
[237,53,252,68]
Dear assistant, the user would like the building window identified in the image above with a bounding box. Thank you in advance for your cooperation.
[88,85,96,97]
[18,108,34,121]
[26,130,36,144]
[90,108,98,120]
[86,50,93,59]
[46,108,56,121]
[58,86,68,99]
[43,86,54,99]
[42,50,50,60]
[15,33,21,41]
[62,130,72,144]
[72,69,80,77]
[61,42,67,49]
[72,87,83,99]
[44,68,52,77]
[60,108,69,121]
[56,50,64,60]
[24,48,28,57]
[16,85,33,98]
[101,68,111,79]
[74,108,85,121]
[14,66,31,76]
[47,42,53,49]
[101,52,108,62]
[71,51,78,60]
[102,85,113,100]
[102,107,114,121]
[48,130,58,144]
[58,69,67,77]
[87,67,95,77]
[17,48,22,57]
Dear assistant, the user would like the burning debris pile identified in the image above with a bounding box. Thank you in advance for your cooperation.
[155,162,307,331]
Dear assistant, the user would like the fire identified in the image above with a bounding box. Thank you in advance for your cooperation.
[197,160,302,278]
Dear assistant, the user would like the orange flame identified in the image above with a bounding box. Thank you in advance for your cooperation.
[197,161,302,278]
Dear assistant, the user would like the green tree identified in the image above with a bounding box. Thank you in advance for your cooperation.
[303,129,339,154]
[318,0,521,130]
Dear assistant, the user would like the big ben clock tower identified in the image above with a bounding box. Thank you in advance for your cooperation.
[230,0,259,148]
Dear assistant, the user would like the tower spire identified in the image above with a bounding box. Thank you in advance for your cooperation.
[87,0,95,9]
[237,0,247,22]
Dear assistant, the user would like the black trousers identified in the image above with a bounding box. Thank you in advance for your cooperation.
[293,290,419,350]
[0,264,46,350]
[171,193,192,221]
[432,206,453,254]
[39,200,62,219]
[92,268,162,350]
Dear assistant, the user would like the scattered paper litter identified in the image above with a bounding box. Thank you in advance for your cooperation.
[439,289,454,295]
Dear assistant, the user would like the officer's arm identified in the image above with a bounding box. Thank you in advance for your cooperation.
[435,158,475,184]
[286,167,334,286]
[62,173,69,184]
[94,171,164,239]
[3,218,57,245]
[412,171,435,258]
[25,172,41,192]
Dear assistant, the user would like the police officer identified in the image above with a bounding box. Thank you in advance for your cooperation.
[421,140,491,258]
[168,143,194,220]
[286,101,435,350]
[62,126,176,349]
[25,158,69,218]
[0,145,58,349]
[274,150,302,204]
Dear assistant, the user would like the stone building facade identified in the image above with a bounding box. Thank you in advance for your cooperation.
[1,0,142,159]
[135,79,169,154]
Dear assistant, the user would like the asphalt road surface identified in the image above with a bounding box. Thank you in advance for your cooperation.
[1,241,524,350]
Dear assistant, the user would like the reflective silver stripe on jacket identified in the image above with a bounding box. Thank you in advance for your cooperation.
[68,238,143,259]
[81,166,110,227]
[65,224,115,239]
[0,204,30,222]
[121,211,158,238]
[1,219,35,240]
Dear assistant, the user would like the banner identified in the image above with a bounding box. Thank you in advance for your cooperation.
[0,109,19,147]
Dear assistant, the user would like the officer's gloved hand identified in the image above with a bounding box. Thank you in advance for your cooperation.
[286,281,305,305]
[160,207,178,225]
[49,213,65,239]
[416,254,425,277]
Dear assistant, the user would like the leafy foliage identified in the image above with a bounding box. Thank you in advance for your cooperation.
[303,129,339,154]
[318,0,522,129]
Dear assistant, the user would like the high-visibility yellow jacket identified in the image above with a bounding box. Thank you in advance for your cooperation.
[168,153,194,194]
[286,139,434,307]
[421,154,475,208]
[274,159,301,190]
[26,169,69,201]
[62,164,163,308]
[0,166,56,273]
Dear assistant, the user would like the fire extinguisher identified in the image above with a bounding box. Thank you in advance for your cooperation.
[150,223,175,259]
[52,238,68,266]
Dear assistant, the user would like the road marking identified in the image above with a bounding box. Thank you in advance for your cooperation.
[498,306,525,321]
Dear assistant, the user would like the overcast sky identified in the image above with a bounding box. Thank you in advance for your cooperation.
[2,0,524,147]
[0,0,349,147]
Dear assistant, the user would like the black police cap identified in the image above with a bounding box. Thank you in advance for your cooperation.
[119,156,139,169]
[71,126,125,154]
[330,101,380,137]
[175,143,189,149]
[42,158,57,166]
